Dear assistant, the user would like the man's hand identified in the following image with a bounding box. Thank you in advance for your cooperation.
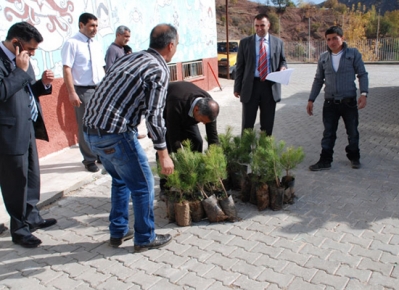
[157,149,174,175]
[307,101,314,116]
[41,70,54,86]
[14,46,30,72]
[358,95,367,109]
[69,92,82,107]
[280,66,287,71]
[234,92,240,98]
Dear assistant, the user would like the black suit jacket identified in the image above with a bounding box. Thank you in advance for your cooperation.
[164,81,219,153]
[0,47,52,155]
[234,34,287,103]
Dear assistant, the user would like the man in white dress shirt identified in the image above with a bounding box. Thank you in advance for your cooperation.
[61,12,105,172]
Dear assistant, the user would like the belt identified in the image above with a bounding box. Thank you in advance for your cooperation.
[83,125,112,135]
[325,98,356,104]
[75,85,97,90]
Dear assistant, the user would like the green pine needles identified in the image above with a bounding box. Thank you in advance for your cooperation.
[164,140,228,202]
[281,146,305,178]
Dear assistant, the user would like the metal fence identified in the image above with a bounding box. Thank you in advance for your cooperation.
[285,38,399,63]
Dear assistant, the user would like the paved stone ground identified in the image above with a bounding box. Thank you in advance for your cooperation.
[1,64,398,289]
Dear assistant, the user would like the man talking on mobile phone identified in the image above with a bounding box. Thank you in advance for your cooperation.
[0,22,56,248]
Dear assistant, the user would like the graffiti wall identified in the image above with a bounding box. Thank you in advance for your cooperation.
[0,0,217,79]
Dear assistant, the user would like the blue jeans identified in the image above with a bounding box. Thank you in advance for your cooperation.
[83,129,155,245]
[320,98,360,163]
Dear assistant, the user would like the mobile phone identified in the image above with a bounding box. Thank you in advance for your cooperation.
[13,41,23,52]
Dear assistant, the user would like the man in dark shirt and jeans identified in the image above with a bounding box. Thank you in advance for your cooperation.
[104,25,131,72]
[83,24,178,251]
[307,26,368,171]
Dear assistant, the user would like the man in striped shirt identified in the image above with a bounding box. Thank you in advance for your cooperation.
[83,24,178,251]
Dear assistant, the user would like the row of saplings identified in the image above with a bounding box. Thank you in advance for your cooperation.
[159,127,305,227]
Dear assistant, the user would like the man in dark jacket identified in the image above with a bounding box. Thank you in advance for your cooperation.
[0,22,57,248]
[164,81,219,153]
[234,13,287,136]
[159,81,220,196]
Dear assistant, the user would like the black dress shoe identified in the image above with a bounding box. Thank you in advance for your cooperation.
[12,234,42,248]
[85,163,99,172]
[309,161,331,171]
[30,218,57,232]
[351,159,361,169]
[0,223,7,234]
[134,234,172,252]
[109,230,134,248]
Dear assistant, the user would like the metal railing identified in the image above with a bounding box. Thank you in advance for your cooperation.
[285,38,399,63]
[182,60,203,79]
[168,63,178,82]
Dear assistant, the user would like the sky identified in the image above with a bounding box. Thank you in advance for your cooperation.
[250,0,325,5]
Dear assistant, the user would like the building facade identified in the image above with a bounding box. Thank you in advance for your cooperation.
[0,0,218,157]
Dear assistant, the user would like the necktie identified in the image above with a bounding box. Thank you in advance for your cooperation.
[87,38,100,84]
[28,85,38,122]
[13,59,38,121]
[258,38,268,81]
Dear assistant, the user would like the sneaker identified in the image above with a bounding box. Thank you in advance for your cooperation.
[309,161,331,171]
[134,234,172,252]
[351,159,361,169]
[109,230,134,248]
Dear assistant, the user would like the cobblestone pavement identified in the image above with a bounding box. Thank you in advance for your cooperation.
[1,64,398,289]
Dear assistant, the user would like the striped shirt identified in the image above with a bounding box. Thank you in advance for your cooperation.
[83,48,170,150]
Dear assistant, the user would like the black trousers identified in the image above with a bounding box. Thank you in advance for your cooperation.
[166,123,203,153]
[0,123,43,239]
[242,79,276,136]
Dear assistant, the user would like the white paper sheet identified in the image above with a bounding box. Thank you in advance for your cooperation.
[266,68,294,85]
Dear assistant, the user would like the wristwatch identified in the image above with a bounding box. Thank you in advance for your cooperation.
[361,92,367,97]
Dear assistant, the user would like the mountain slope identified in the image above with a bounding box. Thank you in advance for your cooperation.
[216,0,398,42]
[339,0,399,14]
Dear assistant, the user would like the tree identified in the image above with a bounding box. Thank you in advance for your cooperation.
[324,0,339,9]
[385,10,399,37]
[271,0,289,12]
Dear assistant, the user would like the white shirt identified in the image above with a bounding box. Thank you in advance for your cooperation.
[331,49,343,72]
[61,32,105,86]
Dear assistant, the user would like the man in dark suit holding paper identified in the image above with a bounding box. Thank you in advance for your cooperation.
[0,22,57,248]
[234,13,287,136]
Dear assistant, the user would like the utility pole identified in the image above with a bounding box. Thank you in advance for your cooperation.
[225,0,230,80]
[375,8,380,60]
[308,16,311,61]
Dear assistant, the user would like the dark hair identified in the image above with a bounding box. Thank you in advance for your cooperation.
[196,98,219,122]
[254,13,269,21]
[78,13,97,28]
[149,24,178,49]
[6,22,43,43]
[124,45,132,54]
[325,26,343,37]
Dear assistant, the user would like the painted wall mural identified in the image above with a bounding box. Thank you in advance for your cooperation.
[0,0,217,78]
